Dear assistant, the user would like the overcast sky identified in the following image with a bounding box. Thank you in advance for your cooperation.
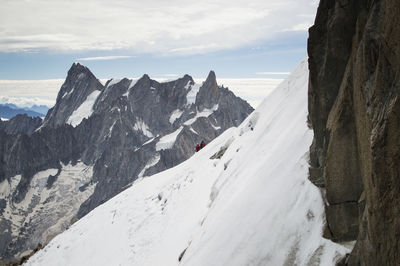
[0,0,318,79]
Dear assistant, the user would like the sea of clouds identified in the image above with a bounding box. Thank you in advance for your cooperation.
[0,77,283,109]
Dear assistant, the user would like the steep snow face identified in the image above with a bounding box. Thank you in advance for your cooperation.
[66,90,101,127]
[106,78,122,88]
[122,79,138,97]
[133,118,154,138]
[138,154,161,178]
[26,59,349,266]
[186,83,201,106]
[155,126,184,151]
[183,104,219,126]
[169,109,184,124]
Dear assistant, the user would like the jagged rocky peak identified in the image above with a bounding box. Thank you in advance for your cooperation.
[203,70,218,95]
[204,70,217,88]
[163,74,195,90]
[140,73,151,81]
[70,62,88,74]
[195,70,220,111]
[41,62,104,128]
[60,62,99,97]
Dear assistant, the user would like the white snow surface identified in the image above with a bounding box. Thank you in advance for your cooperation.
[128,79,138,89]
[169,109,184,124]
[123,79,138,97]
[186,83,201,106]
[0,175,21,199]
[142,136,156,146]
[106,78,122,88]
[26,59,349,266]
[138,154,161,178]
[183,104,218,126]
[0,117,8,121]
[155,126,183,151]
[66,90,101,127]
[133,118,154,138]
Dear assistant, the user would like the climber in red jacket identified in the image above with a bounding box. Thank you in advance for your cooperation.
[200,140,206,149]
[195,144,200,152]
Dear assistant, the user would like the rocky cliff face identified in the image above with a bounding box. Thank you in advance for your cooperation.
[308,0,400,264]
[0,63,253,262]
[41,63,104,128]
[0,114,42,136]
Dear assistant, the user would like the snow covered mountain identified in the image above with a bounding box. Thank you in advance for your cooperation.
[25,59,351,266]
[0,63,253,262]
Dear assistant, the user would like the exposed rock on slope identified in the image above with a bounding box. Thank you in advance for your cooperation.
[0,63,253,262]
[308,0,400,264]
[41,63,104,128]
[0,114,42,136]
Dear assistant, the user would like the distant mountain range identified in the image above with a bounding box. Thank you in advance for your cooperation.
[0,103,49,119]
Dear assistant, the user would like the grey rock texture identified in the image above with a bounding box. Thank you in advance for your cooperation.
[308,0,400,264]
[0,64,253,263]
[41,63,104,128]
[0,114,42,136]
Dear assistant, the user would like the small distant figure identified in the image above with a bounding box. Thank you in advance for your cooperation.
[195,141,206,152]
[200,140,206,149]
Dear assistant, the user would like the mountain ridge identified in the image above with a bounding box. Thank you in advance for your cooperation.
[0,62,253,263]
[24,59,350,266]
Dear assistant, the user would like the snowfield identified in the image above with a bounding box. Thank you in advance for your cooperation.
[25,59,350,266]
[66,90,101,127]
[155,126,184,151]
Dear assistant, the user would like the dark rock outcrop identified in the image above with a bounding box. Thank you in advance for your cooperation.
[0,64,253,263]
[308,0,400,264]
[0,114,42,136]
[41,62,104,128]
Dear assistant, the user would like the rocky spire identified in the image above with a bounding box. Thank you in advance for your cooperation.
[204,70,218,91]
[195,70,220,111]
[41,63,104,128]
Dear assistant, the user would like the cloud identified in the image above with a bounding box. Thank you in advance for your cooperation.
[0,79,63,107]
[290,23,313,31]
[255,72,290,75]
[213,78,283,107]
[76,55,136,61]
[0,0,318,55]
[0,76,283,109]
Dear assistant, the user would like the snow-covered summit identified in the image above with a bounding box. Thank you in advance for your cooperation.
[25,59,350,266]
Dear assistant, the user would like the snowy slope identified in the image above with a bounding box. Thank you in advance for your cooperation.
[66,90,102,127]
[25,59,350,266]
